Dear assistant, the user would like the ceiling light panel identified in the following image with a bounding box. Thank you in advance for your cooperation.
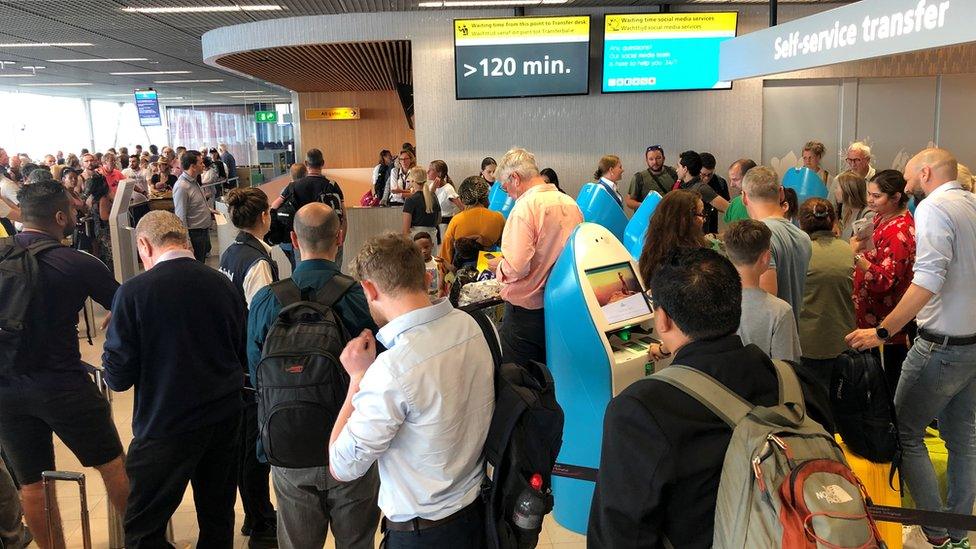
[154,79,224,83]
[20,82,94,87]
[121,4,283,14]
[0,42,94,48]
[0,74,34,78]
[110,70,191,75]
[48,58,149,63]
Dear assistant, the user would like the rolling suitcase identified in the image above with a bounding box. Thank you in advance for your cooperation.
[42,471,92,549]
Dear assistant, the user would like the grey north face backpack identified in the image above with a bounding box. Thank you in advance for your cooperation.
[655,360,885,549]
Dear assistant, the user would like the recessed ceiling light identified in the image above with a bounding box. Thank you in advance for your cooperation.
[111,70,190,75]
[0,74,34,78]
[0,42,94,48]
[21,66,46,70]
[210,90,265,94]
[154,79,224,83]
[20,82,93,87]
[420,0,567,5]
[48,57,149,63]
[122,4,282,13]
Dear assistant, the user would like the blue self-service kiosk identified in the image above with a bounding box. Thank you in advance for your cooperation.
[576,182,628,242]
[783,166,829,204]
[488,181,515,219]
[544,222,658,534]
[622,191,663,261]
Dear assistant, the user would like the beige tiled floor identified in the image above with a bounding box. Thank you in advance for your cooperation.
[34,303,587,548]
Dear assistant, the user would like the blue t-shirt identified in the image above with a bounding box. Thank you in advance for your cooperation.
[6,231,118,389]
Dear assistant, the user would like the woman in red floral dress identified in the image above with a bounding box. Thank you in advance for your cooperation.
[851,169,916,395]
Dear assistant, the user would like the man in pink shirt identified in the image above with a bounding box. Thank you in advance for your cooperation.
[488,147,583,364]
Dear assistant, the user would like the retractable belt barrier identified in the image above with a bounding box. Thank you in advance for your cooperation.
[551,462,976,530]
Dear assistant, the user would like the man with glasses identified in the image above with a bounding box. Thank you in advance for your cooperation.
[486,147,582,365]
[830,142,875,208]
[625,145,679,211]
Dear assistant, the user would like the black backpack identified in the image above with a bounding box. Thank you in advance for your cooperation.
[830,349,900,463]
[465,309,564,549]
[265,180,343,246]
[0,237,61,376]
[256,275,355,468]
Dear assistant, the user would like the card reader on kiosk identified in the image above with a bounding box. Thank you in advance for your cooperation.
[487,181,515,219]
[544,222,656,534]
[576,182,627,242]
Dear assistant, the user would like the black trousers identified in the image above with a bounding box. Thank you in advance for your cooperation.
[124,414,240,549]
[499,303,546,365]
[238,399,275,529]
[188,228,212,262]
[382,502,485,549]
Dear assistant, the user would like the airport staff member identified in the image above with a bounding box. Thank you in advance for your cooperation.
[487,147,583,365]
[173,150,213,261]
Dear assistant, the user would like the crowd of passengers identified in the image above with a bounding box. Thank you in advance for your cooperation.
[0,140,974,549]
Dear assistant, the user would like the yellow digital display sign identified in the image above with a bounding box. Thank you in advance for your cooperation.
[455,16,589,44]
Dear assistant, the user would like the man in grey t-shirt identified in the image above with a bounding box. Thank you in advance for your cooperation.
[724,219,802,361]
[742,167,812,323]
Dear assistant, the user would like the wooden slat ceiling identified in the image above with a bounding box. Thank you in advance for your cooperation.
[215,41,412,92]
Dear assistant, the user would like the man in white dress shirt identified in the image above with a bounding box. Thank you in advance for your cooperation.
[329,232,495,549]
[847,148,976,548]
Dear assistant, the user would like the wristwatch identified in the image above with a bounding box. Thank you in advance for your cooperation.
[876,327,890,340]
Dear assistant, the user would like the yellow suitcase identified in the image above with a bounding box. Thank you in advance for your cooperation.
[836,435,903,549]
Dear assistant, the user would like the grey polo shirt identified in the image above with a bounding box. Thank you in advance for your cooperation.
[173,173,212,230]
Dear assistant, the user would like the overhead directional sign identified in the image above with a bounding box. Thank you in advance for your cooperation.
[304,107,361,121]
[720,0,969,81]
[454,15,591,100]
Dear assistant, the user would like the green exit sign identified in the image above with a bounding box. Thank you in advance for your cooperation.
[255,110,278,123]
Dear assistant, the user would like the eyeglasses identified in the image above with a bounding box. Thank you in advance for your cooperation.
[846,157,866,163]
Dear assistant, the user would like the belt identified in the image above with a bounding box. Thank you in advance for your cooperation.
[384,500,480,533]
[918,328,976,346]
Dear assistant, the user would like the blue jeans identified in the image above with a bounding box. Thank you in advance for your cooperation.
[894,338,976,540]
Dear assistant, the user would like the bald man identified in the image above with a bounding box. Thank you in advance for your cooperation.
[847,148,976,548]
[246,203,380,549]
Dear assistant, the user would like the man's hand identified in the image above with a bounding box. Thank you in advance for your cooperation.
[846,328,883,351]
[485,254,502,271]
[340,329,376,379]
[647,342,671,361]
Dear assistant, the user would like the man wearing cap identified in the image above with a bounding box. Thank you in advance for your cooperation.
[625,145,678,211]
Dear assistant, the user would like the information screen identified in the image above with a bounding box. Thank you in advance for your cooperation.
[454,15,590,100]
[602,12,738,93]
[134,89,162,126]
[585,262,651,326]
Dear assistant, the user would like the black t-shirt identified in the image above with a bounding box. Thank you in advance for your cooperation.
[6,232,119,390]
[403,192,440,228]
[282,175,344,219]
[151,173,178,189]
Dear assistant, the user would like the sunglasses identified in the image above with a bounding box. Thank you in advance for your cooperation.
[646,145,664,154]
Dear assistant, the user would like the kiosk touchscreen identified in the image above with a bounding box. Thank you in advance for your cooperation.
[622,190,662,261]
[544,222,657,533]
[576,182,627,242]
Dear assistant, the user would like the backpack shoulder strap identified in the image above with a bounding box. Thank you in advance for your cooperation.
[270,279,302,307]
[311,273,356,307]
[26,239,63,256]
[770,359,806,421]
[464,308,502,369]
[653,365,752,428]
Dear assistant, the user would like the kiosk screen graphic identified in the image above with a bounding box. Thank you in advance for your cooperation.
[603,12,738,93]
[454,15,590,100]
[585,262,651,326]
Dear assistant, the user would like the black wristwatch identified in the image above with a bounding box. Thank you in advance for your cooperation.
[876,327,890,340]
